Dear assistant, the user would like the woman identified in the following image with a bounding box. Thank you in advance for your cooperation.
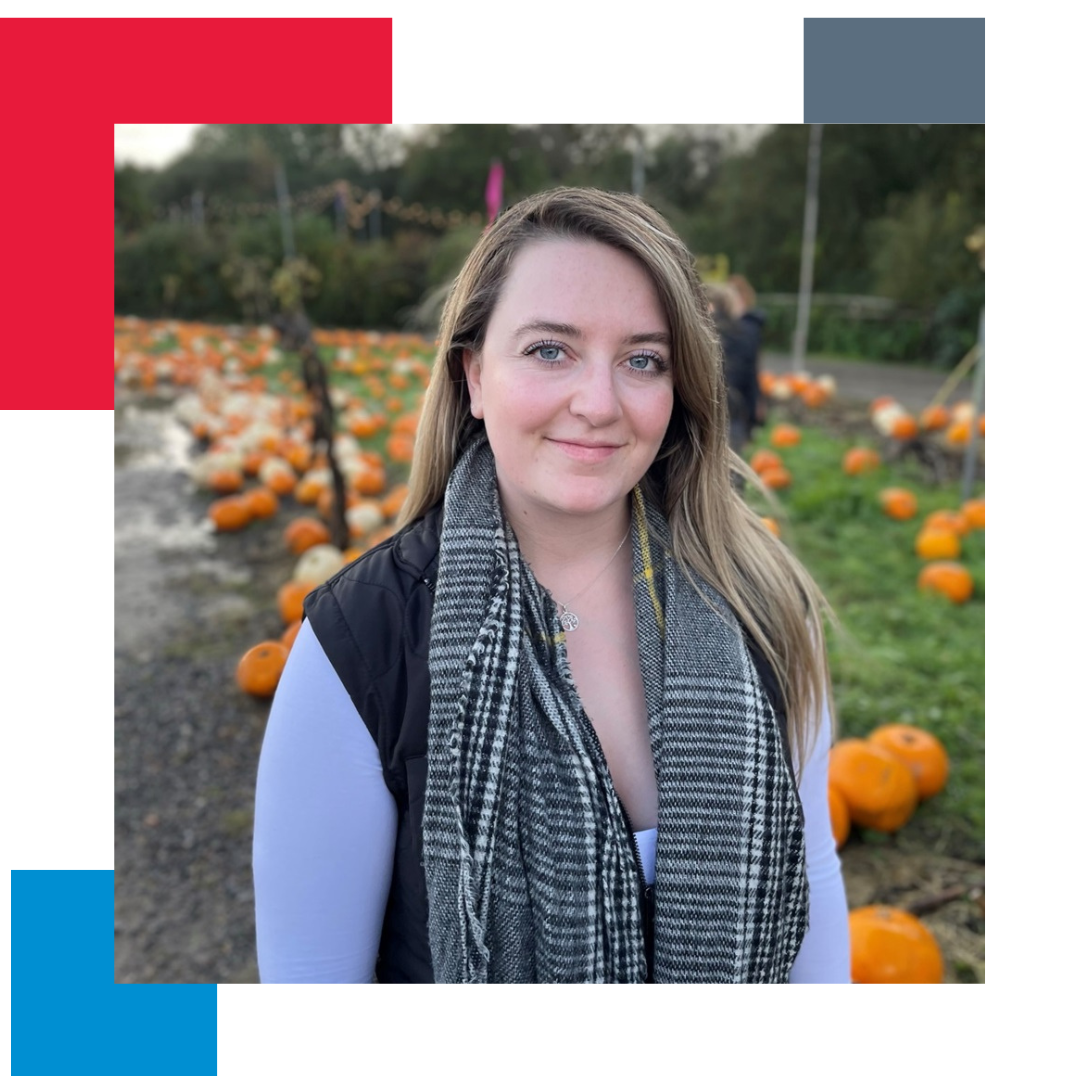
[253,187,850,983]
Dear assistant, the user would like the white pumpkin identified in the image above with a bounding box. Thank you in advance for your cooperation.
[294,543,345,585]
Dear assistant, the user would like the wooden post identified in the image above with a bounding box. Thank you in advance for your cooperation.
[792,123,823,374]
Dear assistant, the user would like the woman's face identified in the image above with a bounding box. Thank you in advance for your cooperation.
[462,238,675,526]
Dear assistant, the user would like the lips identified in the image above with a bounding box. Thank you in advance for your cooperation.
[549,438,622,462]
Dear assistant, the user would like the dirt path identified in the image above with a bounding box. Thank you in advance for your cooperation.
[114,361,983,983]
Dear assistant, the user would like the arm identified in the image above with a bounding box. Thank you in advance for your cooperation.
[789,696,852,983]
[252,619,397,983]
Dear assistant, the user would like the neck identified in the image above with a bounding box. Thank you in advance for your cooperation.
[499,488,632,581]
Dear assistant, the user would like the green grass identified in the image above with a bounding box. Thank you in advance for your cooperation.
[744,423,984,861]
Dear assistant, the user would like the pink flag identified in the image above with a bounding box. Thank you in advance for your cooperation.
[485,159,504,225]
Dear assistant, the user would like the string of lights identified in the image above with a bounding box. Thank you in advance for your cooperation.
[154,181,484,231]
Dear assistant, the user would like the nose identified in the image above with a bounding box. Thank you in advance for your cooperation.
[568,358,622,426]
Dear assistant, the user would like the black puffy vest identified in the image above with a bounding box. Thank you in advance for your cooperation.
[303,503,789,983]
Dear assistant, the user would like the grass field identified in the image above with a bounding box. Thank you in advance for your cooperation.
[742,420,985,861]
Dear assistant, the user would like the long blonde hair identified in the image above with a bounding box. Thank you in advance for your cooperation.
[399,187,834,768]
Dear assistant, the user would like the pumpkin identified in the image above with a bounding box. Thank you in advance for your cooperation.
[867,723,949,800]
[386,433,416,464]
[770,424,801,448]
[758,465,792,490]
[236,640,289,698]
[879,487,918,520]
[760,516,781,537]
[259,457,298,496]
[923,509,969,536]
[749,449,784,475]
[243,486,279,520]
[380,483,410,521]
[828,739,919,833]
[283,516,332,555]
[945,420,972,445]
[828,783,850,848]
[293,543,345,585]
[295,474,328,505]
[347,500,385,538]
[208,496,251,532]
[842,447,881,476]
[918,561,974,604]
[961,497,985,531]
[351,459,388,496]
[277,579,315,624]
[889,413,919,441]
[869,396,897,416]
[800,382,828,408]
[871,402,906,437]
[281,619,302,650]
[848,906,945,983]
[207,467,244,495]
[919,404,950,431]
[914,526,962,560]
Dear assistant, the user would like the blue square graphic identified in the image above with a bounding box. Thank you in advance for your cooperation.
[805,17,985,122]
[11,871,217,1076]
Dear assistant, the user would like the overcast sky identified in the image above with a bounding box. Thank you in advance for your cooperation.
[114,125,203,168]
[114,123,771,170]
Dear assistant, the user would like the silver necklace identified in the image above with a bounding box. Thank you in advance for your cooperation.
[554,524,632,632]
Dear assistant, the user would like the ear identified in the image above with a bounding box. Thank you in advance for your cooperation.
[461,348,484,419]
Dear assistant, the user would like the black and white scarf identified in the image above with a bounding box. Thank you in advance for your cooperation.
[423,435,808,982]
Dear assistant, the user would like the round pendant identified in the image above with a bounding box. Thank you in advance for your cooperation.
[559,609,580,632]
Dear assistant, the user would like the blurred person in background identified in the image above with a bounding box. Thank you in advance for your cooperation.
[253,187,849,983]
[709,275,766,455]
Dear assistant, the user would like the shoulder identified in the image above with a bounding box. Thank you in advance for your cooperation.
[303,503,442,675]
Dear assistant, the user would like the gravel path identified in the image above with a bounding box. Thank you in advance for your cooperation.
[114,357,983,984]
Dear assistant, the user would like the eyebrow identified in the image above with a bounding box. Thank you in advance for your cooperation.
[511,320,672,348]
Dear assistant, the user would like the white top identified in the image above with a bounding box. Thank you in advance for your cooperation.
[253,620,851,982]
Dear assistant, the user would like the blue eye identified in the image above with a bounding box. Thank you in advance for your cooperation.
[629,354,651,370]
[537,345,562,361]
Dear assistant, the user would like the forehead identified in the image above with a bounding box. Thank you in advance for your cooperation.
[488,238,668,335]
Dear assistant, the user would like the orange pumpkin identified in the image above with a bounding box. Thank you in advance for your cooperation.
[749,449,784,475]
[236,640,289,698]
[945,420,972,445]
[919,404,950,431]
[828,739,919,833]
[207,467,244,495]
[828,784,850,848]
[879,487,918,521]
[923,509,969,537]
[889,413,919,441]
[281,619,302,650]
[758,465,792,490]
[243,487,279,520]
[295,475,328,505]
[760,516,781,537]
[848,906,945,983]
[918,561,974,604]
[914,526,962,560]
[800,382,828,408]
[770,424,802,448]
[277,579,315,624]
[352,461,388,497]
[842,447,881,476]
[208,496,251,532]
[386,433,415,464]
[867,724,949,800]
[283,517,331,555]
[961,497,985,531]
[380,483,410,521]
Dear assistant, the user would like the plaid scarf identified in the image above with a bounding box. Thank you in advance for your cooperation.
[423,435,808,982]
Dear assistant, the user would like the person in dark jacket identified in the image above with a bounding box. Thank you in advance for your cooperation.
[708,278,766,455]
[253,187,851,984]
